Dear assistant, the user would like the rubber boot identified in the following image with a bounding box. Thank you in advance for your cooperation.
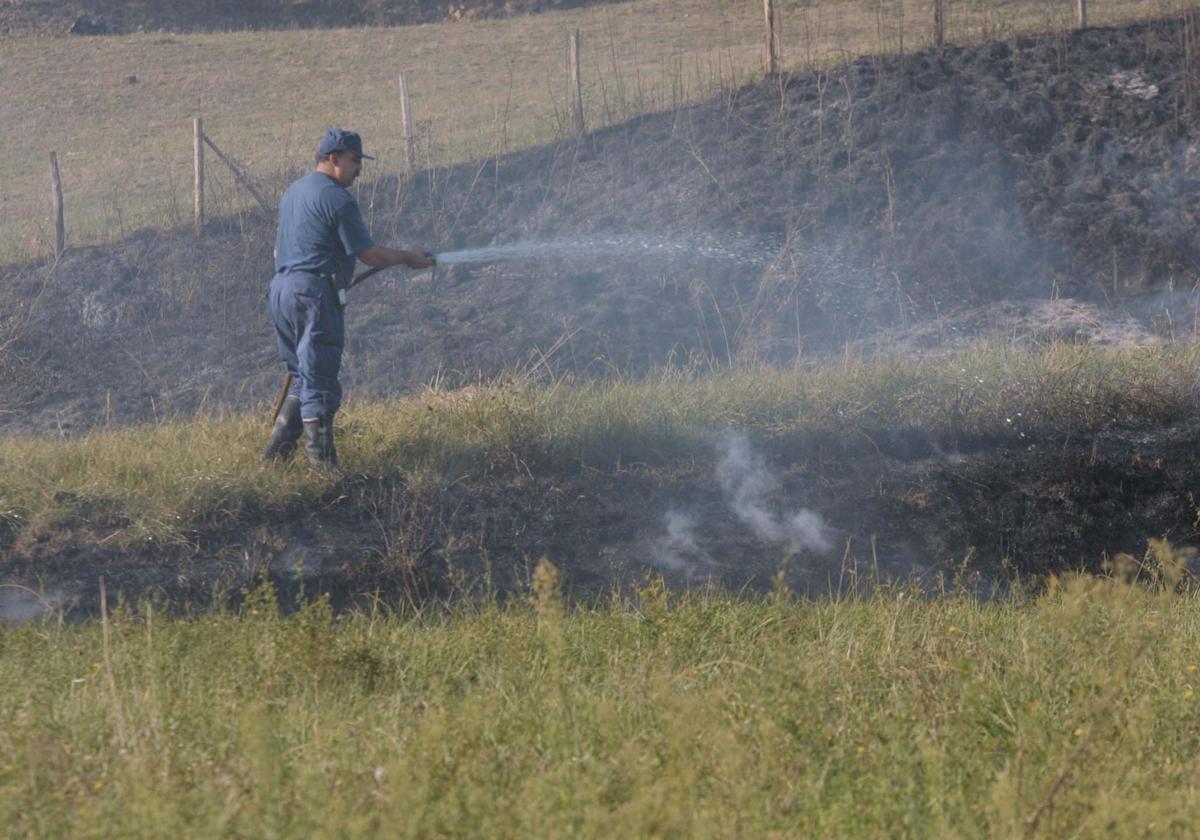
[262,395,303,462]
[302,416,338,468]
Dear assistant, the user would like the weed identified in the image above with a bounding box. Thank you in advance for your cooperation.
[2,579,1200,835]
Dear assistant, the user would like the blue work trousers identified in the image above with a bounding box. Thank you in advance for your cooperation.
[267,271,345,420]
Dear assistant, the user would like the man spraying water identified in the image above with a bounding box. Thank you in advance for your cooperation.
[264,128,436,468]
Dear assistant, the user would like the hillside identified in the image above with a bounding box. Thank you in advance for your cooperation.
[3,17,1200,436]
[7,16,1200,614]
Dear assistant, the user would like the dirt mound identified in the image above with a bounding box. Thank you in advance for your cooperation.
[0,0,613,36]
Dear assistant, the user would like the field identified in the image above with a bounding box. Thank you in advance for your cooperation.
[0,0,1192,261]
[9,0,1200,834]
[4,579,1200,836]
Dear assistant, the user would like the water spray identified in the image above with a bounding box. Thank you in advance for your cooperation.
[433,234,782,268]
[347,232,784,292]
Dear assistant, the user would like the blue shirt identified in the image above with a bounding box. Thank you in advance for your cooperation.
[274,171,375,282]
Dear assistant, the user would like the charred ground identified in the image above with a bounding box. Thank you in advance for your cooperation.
[9,19,1200,434]
[5,17,1200,611]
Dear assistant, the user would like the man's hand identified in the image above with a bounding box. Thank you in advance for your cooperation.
[404,250,436,269]
[359,244,437,270]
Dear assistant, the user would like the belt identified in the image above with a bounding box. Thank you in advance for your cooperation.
[279,267,336,282]
[277,268,347,306]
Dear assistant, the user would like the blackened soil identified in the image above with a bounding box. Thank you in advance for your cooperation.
[4,423,1200,618]
[6,17,1200,609]
[6,18,1200,436]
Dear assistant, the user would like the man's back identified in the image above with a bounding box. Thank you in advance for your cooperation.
[274,171,373,281]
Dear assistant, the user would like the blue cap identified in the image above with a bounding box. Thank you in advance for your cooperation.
[318,128,375,160]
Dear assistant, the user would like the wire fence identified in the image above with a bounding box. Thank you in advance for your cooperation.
[21,0,1200,261]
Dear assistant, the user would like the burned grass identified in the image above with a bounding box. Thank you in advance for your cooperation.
[3,342,1200,616]
[8,16,1200,439]
[7,13,1200,613]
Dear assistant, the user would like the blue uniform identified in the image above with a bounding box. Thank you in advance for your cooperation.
[268,172,375,421]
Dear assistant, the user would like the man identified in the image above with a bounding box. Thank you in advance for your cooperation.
[263,127,436,467]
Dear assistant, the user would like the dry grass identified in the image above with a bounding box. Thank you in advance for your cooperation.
[2,0,1198,261]
[4,575,1200,836]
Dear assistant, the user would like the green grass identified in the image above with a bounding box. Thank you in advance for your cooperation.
[1,340,1196,550]
[2,0,1196,261]
[3,572,1200,836]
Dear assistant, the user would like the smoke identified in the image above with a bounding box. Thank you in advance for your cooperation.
[716,430,832,554]
[651,510,713,579]
[648,430,832,577]
[0,586,66,623]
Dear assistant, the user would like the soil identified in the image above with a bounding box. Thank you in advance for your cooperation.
[6,16,1200,614]
[5,422,1200,619]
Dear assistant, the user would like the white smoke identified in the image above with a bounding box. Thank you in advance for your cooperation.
[651,509,713,578]
[0,585,66,623]
[716,430,832,554]
[648,430,832,576]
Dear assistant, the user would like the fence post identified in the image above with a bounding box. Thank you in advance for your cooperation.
[569,30,585,136]
[764,0,778,76]
[49,151,65,259]
[399,71,416,174]
[933,0,945,47]
[1077,0,1087,29]
[193,117,204,235]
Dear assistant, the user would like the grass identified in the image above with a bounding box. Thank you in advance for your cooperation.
[2,0,1198,261]
[1,339,1197,550]
[3,572,1200,836]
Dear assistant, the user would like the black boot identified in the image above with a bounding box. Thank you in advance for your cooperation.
[262,395,303,462]
[302,415,338,468]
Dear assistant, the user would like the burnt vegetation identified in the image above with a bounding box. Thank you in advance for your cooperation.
[6,17,1200,433]
[6,15,1200,609]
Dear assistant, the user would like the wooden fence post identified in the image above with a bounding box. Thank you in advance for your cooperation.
[399,71,416,174]
[569,30,585,136]
[49,151,65,259]
[193,117,204,235]
[764,0,778,76]
[933,0,945,47]
[1077,0,1087,29]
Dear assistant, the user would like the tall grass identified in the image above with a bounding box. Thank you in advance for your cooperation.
[2,573,1200,836]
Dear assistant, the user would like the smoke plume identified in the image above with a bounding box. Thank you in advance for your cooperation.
[716,430,832,554]
[648,430,832,577]
[651,510,713,579]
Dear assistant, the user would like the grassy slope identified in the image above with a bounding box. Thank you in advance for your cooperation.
[3,575,1200,837]
[0,0,1182,261]
[1,341,1196,550]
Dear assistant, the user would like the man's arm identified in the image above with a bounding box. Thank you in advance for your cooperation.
[358,244,436,270]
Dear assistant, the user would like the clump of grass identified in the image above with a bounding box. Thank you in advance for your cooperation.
[2,573,1200,836]
[1,340,1197,549]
